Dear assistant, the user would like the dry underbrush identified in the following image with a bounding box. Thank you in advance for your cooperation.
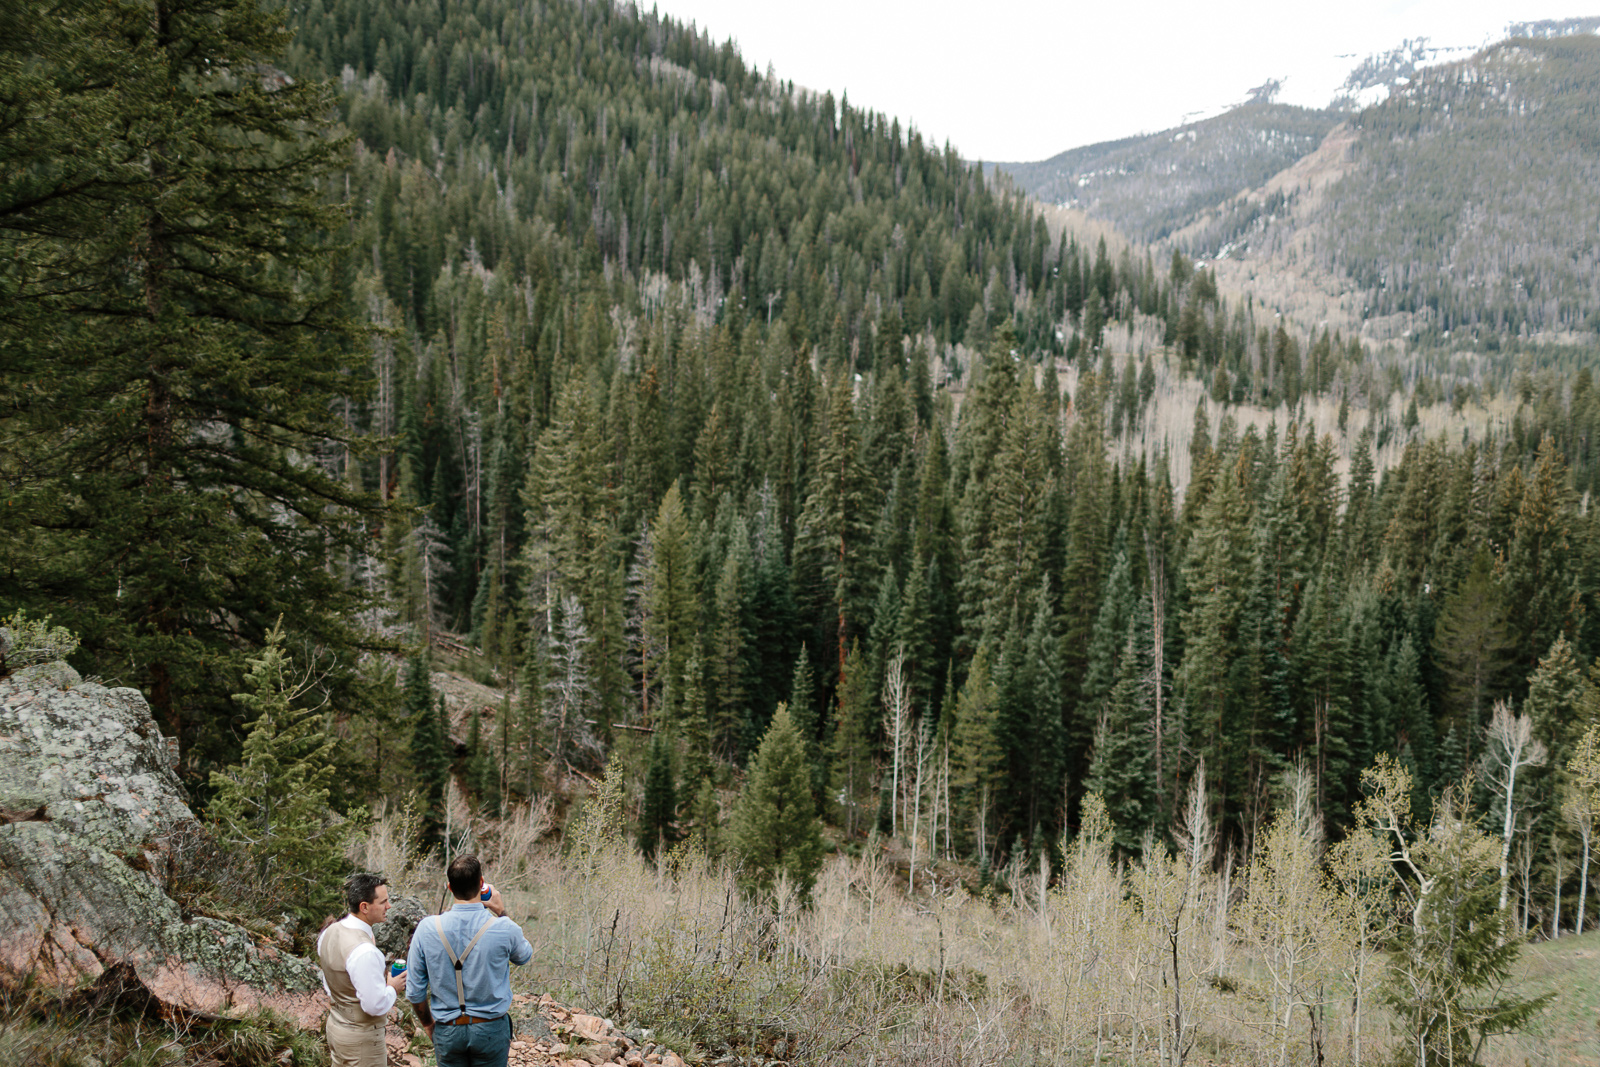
[356,765,1558,1067]
[363,782,1396,1067]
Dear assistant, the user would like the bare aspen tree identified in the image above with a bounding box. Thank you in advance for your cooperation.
[1354,755,1433,936]
[1515,812,1536,935]
[1550,826,1567,939]
[545,594,602,770]
[908,712,930,894]
[1046,793,1122,1060]
[366,288,399,499]
[410,512,453,640]
[1234,764,1336,1067]
[1483,699,1547,912]
[1148,759,1213,1067]
[1562,722,1600,934]
[1133,836,1189,1067]
[1144,530,1168,809]
[1211,847,1233,979]
[1328,823,1394,1067]
[882,649,910,839]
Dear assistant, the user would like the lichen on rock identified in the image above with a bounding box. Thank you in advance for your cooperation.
[0,661,329,1026]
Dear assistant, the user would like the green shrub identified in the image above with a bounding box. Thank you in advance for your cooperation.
[0,610,79,676]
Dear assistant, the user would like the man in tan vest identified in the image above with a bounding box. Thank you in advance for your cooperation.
[317,872,408,1067]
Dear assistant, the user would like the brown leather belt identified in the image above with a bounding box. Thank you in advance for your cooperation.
[443,1014,504,1026]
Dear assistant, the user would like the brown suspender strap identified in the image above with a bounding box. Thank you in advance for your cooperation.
[433,915,494,1015]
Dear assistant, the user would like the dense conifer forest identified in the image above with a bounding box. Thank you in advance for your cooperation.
[7,0,1600,936]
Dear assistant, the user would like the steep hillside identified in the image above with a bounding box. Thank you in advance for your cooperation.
[992,103,1338,242]
[1185,35,1600,349]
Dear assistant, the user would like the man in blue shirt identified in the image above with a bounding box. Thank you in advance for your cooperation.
[405,854,533,1067]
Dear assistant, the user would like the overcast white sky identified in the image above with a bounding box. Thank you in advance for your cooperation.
[653,0,1598,161]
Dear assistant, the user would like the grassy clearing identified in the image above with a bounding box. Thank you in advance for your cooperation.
[1485,929,1600,1067]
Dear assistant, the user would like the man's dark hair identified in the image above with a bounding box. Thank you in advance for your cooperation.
[447,853,483,900]
[344,871,387,913]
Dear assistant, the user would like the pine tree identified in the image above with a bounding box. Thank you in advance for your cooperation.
[1085,607,1156,855]
[1522,636,1592,844]
[732,703,825,898]
[404,654,449,853]
[1083,542,1136,711]
[1505,435,1579,676]
[1179,448,1253,803]
[976,374,1054,630]
[951,641,1004,862]
[830,643,876,836]
[639,731,678,862]
[1290,565,1352,823]
[709,536,751,759]
[741,489,799,730]
[1361,765,1553,1066]
[637,481,698,724]
[688,775,723,862]
[1432,550,1516,750]
[785,647,826,805]
[798,374,877,688]
[466,702,500,818]
[208,622,360,926]
[1,0,382,766]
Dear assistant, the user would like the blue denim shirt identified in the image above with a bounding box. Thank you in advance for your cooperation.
[406,902,532,1021]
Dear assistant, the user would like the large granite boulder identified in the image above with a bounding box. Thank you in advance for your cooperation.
[0,661,327,1025]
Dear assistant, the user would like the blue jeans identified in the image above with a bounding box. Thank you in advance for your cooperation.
[432,1015,513,1067]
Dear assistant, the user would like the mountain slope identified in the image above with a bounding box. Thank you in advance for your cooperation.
[1186,35,1600,345]
[992,103,1338,243]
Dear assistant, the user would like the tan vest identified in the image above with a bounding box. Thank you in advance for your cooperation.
[319,920,386,1027]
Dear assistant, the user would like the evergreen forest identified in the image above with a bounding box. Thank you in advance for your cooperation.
[9,0,1600,946]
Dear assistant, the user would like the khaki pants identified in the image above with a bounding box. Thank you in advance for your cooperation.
[326,1011,387,1067]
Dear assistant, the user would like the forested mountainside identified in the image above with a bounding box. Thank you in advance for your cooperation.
[6,0,1600,895]
[1193,36,1600,347]
[1009,32,1600,366]
[993,104,1338,243]
[288,0,1068,356]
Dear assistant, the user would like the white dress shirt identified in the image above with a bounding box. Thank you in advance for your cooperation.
[317,913,397,1016]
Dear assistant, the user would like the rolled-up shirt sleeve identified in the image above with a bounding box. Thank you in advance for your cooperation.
[347,941,397,1016]
[504,918,533,966]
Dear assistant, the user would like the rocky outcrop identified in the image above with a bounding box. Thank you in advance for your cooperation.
[374,893,429,960]
[0,661,326,1024]
[512,1004,688,1067]
[503,996,693,1067]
